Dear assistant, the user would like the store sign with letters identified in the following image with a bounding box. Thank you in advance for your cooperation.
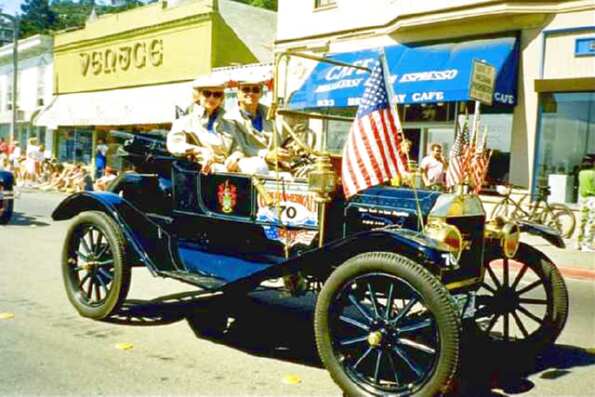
[469,59,496,105]
[79,39,163,77]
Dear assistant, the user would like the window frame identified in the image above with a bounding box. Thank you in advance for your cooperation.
[314,0,336,10]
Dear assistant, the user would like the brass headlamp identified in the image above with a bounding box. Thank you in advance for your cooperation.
[485,217,520,258]
[424,218,464,261]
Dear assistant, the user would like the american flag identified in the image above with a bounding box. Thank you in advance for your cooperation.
[470,130,492,193]
[446,119,470,188]
[341,62,406,198]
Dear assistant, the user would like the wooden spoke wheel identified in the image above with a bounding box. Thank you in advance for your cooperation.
[315,252,460,397]
[471,242,569,354]
[62,211,131,320]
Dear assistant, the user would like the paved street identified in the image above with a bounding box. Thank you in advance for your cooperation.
[0,191,594,396]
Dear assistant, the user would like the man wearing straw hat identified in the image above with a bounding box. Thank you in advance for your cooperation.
[226,76,291,175]
[167,74,243,173]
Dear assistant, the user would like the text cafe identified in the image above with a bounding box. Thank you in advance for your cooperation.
[287,35,520,191]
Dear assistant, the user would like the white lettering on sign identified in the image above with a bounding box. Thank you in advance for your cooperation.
[412,91,444,102]
[315,78,363,93]
[79,39,164,77]
[399,70,458,83]
[325,58,376,81]
[494,92,514,104]
[348,97,361,106]
[317,99,335,107]
[394,94,407,103]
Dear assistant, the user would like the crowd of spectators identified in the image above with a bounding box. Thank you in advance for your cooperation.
[0,137,118,193]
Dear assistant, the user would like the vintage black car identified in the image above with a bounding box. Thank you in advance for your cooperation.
[0,169,15,224]
[52,56,569,397]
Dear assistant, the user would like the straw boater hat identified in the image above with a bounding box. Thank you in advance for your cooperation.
[191,73,227,89]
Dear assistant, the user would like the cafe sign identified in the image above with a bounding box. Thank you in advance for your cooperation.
[469,59,496,105]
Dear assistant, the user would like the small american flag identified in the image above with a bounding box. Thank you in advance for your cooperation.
[470,129,492,193]
[446,119,470,188]
[341,62,406,198]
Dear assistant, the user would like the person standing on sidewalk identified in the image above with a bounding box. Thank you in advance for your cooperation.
[577,156,595,251]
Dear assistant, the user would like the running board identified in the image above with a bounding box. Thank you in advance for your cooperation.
[158,270,226,291]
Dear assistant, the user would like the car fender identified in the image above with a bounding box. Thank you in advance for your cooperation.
[0,170,14,189]
[227,228,452,292]
[52,191,177,273]
[517,219,565,248]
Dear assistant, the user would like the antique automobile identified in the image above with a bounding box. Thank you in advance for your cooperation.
[0,169,15,224]
[52,54,569,397]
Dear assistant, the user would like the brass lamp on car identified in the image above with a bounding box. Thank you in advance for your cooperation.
[485,217,520,258]
[424,218,464,262]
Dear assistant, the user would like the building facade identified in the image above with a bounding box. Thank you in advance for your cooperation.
[0,34,54,154]
[275,0,595,203]
[36,0,275,171]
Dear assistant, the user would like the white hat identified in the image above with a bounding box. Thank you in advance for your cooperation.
[191,73,227,89]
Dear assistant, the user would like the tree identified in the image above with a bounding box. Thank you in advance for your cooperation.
[19,0,58,38]
[231,0,277,11]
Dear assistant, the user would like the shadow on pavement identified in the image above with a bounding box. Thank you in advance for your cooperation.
[451,341,595,396]
[9,211,50,226]
[106,289,595,395]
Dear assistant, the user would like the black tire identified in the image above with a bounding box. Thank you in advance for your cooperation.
[315,252,460,397]
[470,242,569,355]
[541,204,576,239]
[62,211,131,320]
[0,184,13,224]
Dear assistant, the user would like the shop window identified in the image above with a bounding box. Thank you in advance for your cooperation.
[534,92,595,203]
[57,128,93,165]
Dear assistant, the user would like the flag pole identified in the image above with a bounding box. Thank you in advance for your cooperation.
[379,51,425,232]
[470,100,481,147]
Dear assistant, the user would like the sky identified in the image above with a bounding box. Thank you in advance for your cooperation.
[0,0,23,15]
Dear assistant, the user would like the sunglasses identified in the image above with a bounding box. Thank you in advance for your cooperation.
[240,86,261,94]
[201,90,224,99]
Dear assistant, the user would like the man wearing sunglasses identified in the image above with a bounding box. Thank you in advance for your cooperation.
[167,75,243,173]
[226,79,291,174]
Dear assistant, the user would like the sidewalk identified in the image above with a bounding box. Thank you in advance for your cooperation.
[521,234,595,281]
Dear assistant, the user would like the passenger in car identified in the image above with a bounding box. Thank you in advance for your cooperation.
[167,75,243,173]
[226,78,290,175]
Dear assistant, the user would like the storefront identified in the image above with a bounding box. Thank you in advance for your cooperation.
[533,27,594,203]
[275,0,595,201]
[285,35,518,188]
[35,0,275,172]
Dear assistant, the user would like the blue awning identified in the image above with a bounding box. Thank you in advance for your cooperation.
[288,36,519,109]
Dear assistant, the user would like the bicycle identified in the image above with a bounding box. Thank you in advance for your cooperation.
[491,184,576,238]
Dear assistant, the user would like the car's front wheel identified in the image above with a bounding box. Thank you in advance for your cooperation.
[315,252,460,397]
[62,211,131,320]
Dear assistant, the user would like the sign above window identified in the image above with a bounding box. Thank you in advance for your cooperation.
[575,38,595,57]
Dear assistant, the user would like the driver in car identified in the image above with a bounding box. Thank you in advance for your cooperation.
[167,75,243,173]
[225,78,291,175]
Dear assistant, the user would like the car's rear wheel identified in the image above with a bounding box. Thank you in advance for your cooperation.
[0,184,14,224]
[470,242,568,355]
[315,252,460,397]
[62,211,131,320]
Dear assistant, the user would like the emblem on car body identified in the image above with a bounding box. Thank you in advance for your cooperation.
[217,180,237,214]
